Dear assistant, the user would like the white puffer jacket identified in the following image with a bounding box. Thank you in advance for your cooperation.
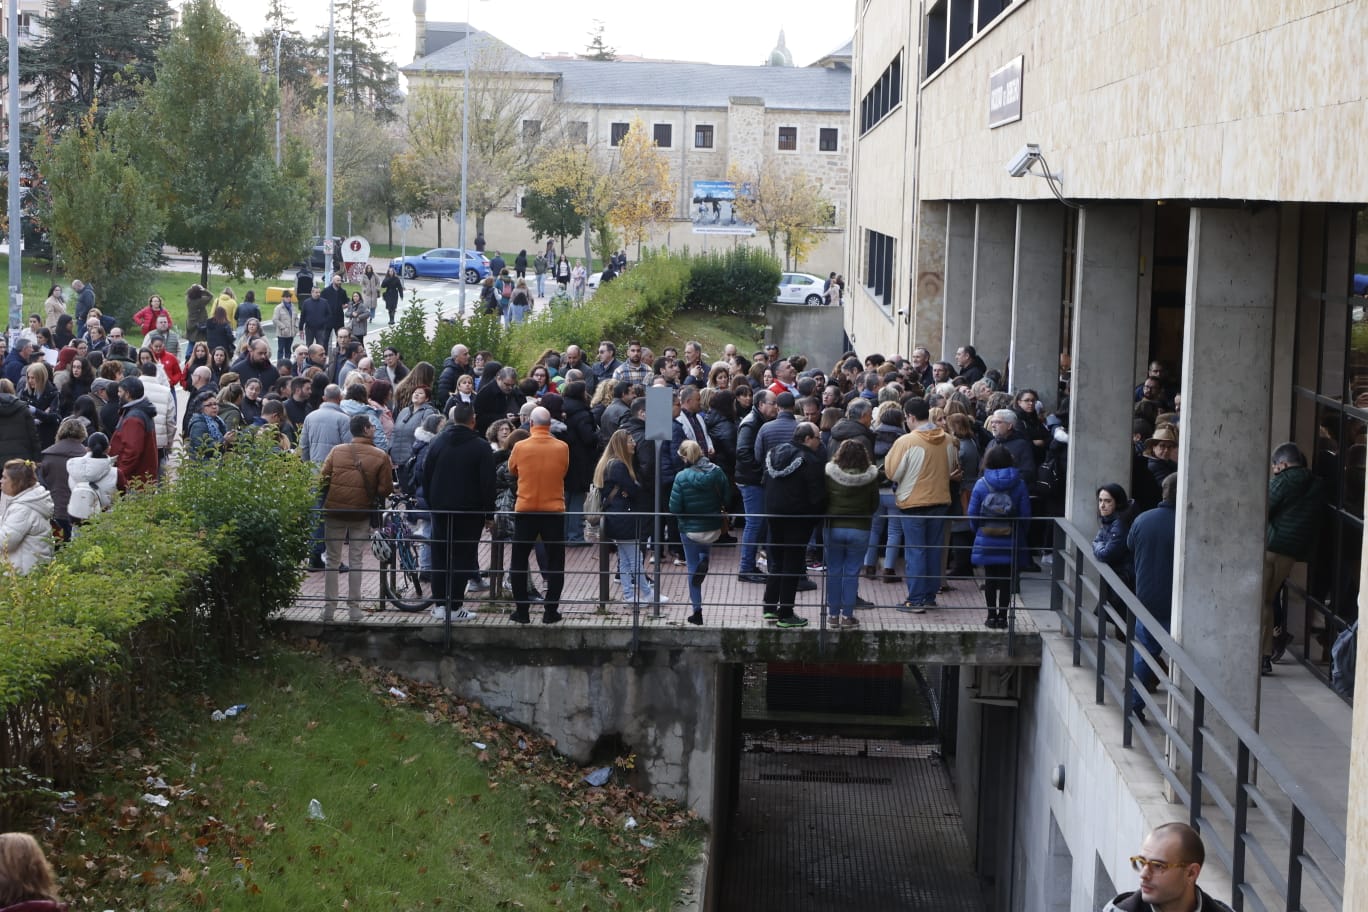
[66,454,117,521]
[142,376,178,449]
[0,484,55,575]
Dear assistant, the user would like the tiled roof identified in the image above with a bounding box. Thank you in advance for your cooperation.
[403,28,850,112]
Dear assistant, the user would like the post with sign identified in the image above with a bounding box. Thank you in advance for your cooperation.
[343,236,371,283]
[396,213,413,262]
[644,387,674,621]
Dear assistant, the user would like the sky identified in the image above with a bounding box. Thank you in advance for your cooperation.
[215,0,855,71]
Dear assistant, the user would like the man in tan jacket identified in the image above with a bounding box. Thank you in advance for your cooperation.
[319,414,394,621]
[883,398,960,612]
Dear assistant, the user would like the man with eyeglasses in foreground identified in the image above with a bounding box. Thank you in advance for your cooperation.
[1103,822,1233,912]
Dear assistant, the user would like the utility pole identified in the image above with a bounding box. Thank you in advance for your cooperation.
[274,29,283,168]
[324,0,336,260]
[7,0,21,331]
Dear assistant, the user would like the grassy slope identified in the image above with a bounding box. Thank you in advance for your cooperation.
[649,310,763,363]
[43,648,703,911]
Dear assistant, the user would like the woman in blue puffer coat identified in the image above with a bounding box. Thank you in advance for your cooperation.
[1092,482,1135,632]
[969,447,1032,629]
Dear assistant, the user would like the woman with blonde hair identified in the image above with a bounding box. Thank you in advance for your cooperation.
[0,832,63,910]
[393,361,436,412]
[594,429,658,605]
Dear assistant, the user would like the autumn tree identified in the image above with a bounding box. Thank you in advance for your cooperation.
[130,0,310,284]
[728,159,829,270]
[609,118,674,256]
[38,108,164,319]
[530,143,611,266]
[19,0,174,129]
[394,83,463,244]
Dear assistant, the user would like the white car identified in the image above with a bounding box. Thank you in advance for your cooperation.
[775,272,827,305]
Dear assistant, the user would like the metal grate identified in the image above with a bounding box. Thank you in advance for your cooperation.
[719,736,988,912]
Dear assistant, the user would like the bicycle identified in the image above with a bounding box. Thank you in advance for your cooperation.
[377,494,432,611]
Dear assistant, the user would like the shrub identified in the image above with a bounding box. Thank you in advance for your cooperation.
[369,298,511,370]
[685,246,782,319]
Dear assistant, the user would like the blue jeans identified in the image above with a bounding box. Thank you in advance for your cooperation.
[510,303,527,325]
[864,490,900,567]
[565,489,587,543]
[900,504,948,605]
[825,526,866,618]
[614,539,653,603]
[1131,620,1165,713]
[680,535,713,614]
[739,484,765,572]
[535,273,546,297]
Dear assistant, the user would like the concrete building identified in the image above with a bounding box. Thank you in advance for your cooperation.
[0,0,49,139]
[388,19,851,272]
[846,0,1367,909]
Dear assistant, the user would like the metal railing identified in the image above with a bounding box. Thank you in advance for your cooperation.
[1050,517,1346,911]
[297,503,1041,651]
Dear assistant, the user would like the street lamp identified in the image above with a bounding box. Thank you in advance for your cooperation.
[274,29,283,168]
[457,0,488,316]
[7,0,21,331]
[324,0,336,263]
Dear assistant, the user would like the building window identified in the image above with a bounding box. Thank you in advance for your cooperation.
[610,122,630,146]
[819,128,839,152]
[521,119,541,144]
[653,123,673,148]
[694,124,714,149]
[863,228,895,309]
[859,52,902,135]
[777,126,797,151]
[567,121,588,144]
[925,0,1012,77]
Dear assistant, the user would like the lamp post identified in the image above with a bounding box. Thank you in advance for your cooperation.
[324,0,336,264]
[7,0,20,331]
[274,29,283,168]
[457,0,487,316]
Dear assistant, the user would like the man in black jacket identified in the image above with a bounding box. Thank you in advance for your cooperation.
[319,273,348,347]
[473,366,525,435]
[1103,822,1233,912]
[735,390,775,582]
[761,422,827,627]
[435,344,472,405]
[423,402,496,619]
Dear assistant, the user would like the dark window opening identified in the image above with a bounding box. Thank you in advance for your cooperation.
[653,123,672,148]
[777,126,797,151]
[694,124,714,148]
[610,122,630,146]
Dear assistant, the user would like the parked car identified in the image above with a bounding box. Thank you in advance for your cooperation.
[389,248,491,284]
[775,272,827,306]
[304,235,344,272]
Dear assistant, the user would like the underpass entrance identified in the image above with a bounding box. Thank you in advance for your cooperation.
[716,663,989,911]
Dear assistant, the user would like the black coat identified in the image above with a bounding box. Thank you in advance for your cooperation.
[561,396,599,494]
[763,442,827,517]
[473,382,525,435]
[0,392,39,464]
[703,409,738,479]
[423,424,496,514]
[320,284,347,328]
[300,295,331,337]
[601,456,647,541]
[734,406,769,486]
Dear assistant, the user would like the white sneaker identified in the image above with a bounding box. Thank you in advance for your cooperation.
[431,607,476,621]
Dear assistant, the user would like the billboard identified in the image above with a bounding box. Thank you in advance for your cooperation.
[690,180,756,236]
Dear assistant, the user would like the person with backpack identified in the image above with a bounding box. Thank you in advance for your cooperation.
[497,269,515,326]
[969,446,1031,628]
[509,278,532,325]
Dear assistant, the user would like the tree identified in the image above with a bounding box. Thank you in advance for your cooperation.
[521,185,583,256]
[251,0,323,113]
[314,0,402,121]
[728,159,830,270]
[131,0,310,284]
[531,142,612,267]
[19,0,174,129]
[396,83,463,244]
[38,108,163,320]
[609,119,674,255]
[582,23,616,61]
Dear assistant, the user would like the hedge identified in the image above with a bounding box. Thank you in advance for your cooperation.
[0,433,317,823]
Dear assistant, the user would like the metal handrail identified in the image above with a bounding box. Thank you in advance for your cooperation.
[1050,516,1346,910]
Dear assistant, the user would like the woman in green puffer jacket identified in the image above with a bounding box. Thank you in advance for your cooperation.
[669,440,730,626]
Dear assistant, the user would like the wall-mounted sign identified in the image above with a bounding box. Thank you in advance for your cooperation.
[988,55,1024,129]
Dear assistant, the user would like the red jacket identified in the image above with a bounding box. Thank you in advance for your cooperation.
[155,349,184,387]
[133,304,173,334]
[110,398,159,491]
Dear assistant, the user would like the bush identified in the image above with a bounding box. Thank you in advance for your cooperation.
[369,298,512,371]
[685,246,782,319]
[506,250,690,368]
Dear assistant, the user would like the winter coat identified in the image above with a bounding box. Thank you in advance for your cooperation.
[886,426,958,510]
[186,413,228,459]
[320,284,348,329]
[561,396,599,494]
[185,288,215,343]
[272,301,299,339]
[66,454,116,520]
[1266,465,1324,560]
[1102,887,1233,912]
[1092,509,1134,585]
[381,274,404,308]
[319,437,394,518]
[984,429,1038,486]
[361,270,382,311]
[389,402,437,477]
[763,442,827,518]
[601,457,647,542]
[142,377,178,450]
[39,438,86,521]
[734,406,770,486]
[824,461,879,531]
[508,425,569,512]
[20,383,61,450]
[299,402,351,464]
[702,408,738,479]
[1127,501,1176,626]
[204,321,235,355]
[969,467,1032,566]
[829,418,875,456]
[474,382,525,435]
[299,294,332,338]
[753,410,797,471]
[340,399,388,451]
[0,392,39,466]
[423,424,496,514]
[0,483,54,574]
[109,398,158,491]
[669,458,730,534]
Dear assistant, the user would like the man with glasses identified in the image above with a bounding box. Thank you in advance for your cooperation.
[1104,822,1232,911]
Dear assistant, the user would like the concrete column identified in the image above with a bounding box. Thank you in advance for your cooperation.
[1173,206,1279,726]
[942,202,975,362]
[913,202,948,357]
[970,202,1016,375]
[1065,205,1140,526]
[1010,203,1066,404]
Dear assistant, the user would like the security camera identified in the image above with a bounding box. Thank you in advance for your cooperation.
[1006,143,1041,178]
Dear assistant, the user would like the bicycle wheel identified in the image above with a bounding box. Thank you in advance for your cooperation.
[381,521,431,611]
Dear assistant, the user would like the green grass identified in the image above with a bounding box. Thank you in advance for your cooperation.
[651,309,764,362]
[41,648,704,911]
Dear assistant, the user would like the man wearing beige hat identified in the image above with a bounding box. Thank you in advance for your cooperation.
[1143,426,1179,490]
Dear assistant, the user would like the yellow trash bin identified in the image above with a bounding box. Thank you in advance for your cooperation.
[266,286,290,305]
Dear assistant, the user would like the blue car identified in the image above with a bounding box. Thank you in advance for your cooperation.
[390,248,491,284]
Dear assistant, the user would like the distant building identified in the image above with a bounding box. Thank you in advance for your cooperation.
[394,20,852,271]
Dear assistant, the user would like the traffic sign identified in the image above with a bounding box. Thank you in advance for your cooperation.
[395,214,414,232]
